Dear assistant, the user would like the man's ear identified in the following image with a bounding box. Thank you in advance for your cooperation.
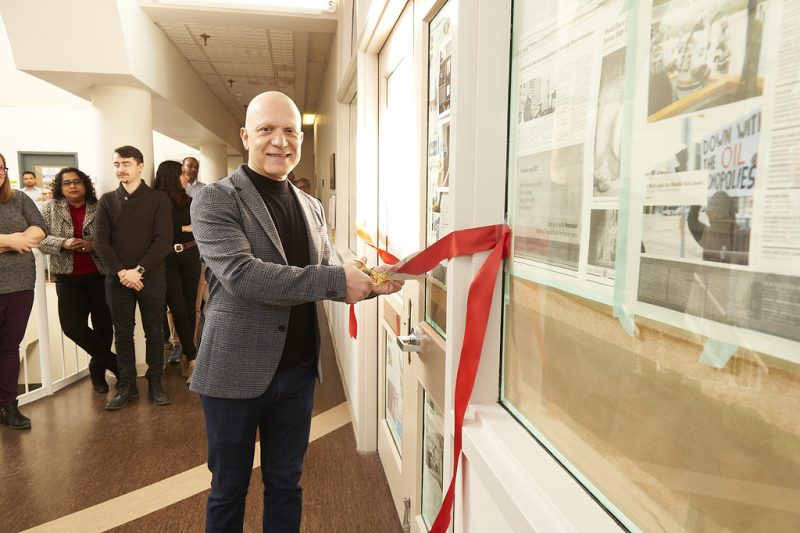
[240,127,250,150]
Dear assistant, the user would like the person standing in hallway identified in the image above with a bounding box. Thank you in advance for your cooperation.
[94,145,173,410]
[20,171,43,207]
[294,177,312,196]
[0,152,46,429]
[154,160,200,384]
[190,91,403,532]
[182,156,203,197]
[39,168,119,393]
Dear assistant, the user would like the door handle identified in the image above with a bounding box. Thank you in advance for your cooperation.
[396,326,422,353]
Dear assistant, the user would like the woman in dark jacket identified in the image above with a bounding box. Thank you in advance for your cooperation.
[154,160,200,383]
[39,168,119,392]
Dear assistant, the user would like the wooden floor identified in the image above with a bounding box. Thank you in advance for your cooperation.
[0,305,401,533]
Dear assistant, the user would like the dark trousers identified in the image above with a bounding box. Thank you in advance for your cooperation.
[105,273,166,385]
[165,247,201,359]
[201,359,316,533]
[0,290,34,407]
[55,273,117,375]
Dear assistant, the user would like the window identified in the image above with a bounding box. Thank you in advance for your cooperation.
[424,1,455,336]
[502,1,800,531]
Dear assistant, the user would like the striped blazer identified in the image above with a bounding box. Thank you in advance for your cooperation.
[39,199,106,275]
[189,166,346,399]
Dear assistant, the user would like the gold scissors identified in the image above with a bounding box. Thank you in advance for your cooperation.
[353,259,391,285]
[354,259,419,285]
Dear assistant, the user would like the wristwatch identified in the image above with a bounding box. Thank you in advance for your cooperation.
[135,265,146,274]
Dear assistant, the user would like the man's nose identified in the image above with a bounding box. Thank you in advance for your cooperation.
[270,132,288,146]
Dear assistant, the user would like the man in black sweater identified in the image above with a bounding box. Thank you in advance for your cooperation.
[95,145,173,410]
[190,92,404,531]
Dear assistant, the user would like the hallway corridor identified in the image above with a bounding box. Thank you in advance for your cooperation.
[0,305,401,533]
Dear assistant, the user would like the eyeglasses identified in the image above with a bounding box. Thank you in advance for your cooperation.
[0,166,8,173]
[61,179,84,187]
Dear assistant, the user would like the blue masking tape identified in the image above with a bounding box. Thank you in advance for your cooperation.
[700,338,738,369]
[611,0,640,337]
[613,302,637,336]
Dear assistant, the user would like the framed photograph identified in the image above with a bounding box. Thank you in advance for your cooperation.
[34,165,63,192]
[329,153,336,190]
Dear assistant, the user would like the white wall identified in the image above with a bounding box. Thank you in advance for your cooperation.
[1,0,243,153]
[293,129,316,193]
[315,14,367,444]
[0,15,96,185]
[153,131,200,170]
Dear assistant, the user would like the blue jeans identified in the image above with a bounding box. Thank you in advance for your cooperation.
[105,273,166,385]
[201,359,316,533]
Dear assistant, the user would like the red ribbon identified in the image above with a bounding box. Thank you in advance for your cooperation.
[349,224,511,532]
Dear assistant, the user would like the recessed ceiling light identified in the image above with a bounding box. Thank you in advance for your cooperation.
[302,114,316,126]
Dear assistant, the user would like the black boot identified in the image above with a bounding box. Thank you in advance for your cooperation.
[105,383,139,411]
[148,378,171,406]
[1,401,32,430]
[89,357,109,393]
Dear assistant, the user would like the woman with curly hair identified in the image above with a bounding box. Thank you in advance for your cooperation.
[39,167,119,393]
[154,160,200,383]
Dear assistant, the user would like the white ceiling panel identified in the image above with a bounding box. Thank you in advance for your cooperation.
[153,6,332,124]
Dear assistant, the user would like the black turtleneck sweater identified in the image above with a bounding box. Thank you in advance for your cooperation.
[244,165,315,370]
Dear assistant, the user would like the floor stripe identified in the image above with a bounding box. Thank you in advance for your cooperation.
[23,402,352,533]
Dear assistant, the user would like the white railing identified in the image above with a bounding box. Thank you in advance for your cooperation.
[17,250,91,406]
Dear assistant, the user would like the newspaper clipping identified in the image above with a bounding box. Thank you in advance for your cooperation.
[509,1,627,292]
[505,0,798,348]
[636,0,800,346]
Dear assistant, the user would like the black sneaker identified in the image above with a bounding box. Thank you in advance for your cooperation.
[148,378,171,406]
[105,384,139,411]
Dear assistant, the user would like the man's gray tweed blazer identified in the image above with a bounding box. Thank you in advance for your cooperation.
[189,166,347,399]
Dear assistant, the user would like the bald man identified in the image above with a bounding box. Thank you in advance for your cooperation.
[190,91,402,532]
[181,156,203,197]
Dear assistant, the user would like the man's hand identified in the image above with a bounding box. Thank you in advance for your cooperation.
[371,263,404,295]
[118,269,144,291]
[343,257,373,304]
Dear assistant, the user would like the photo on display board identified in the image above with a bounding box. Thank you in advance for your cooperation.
[513,143,584,271]
[421,393,444,528]
[593,47,626,197]
[587,209,618,280]
[641,107,758,265]
[519,77,557,124]
[648,0,767,123]
[384,339,403,452]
